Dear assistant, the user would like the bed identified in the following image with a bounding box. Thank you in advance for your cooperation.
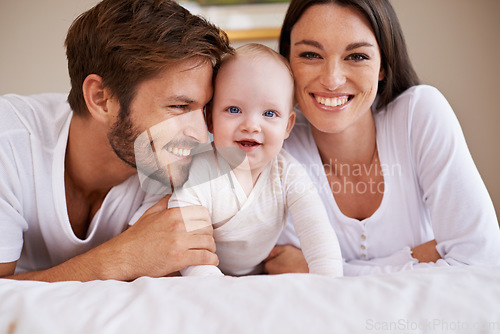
[1,266,499,334]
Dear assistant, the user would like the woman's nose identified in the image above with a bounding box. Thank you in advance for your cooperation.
[320,60,347,90]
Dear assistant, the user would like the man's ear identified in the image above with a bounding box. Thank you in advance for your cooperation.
[284,109,296,140]
[205,102,214,134]
[82,74,115,124]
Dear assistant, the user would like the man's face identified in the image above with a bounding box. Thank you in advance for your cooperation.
[108,58,213,192]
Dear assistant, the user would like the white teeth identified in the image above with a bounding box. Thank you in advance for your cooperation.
[316,96,349,107]
[167,146,191,157]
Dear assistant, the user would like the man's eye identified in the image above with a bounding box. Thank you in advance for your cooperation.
[263,110,277,118]
[169,105,189,111]
[228,106,240,113]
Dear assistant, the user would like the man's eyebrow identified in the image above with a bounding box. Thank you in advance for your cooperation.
[167,95,195,104]
[346,42,374,51]
[294,39,323,50]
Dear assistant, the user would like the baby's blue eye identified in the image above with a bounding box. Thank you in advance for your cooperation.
[228,106,240,113]
[263,110,276,118]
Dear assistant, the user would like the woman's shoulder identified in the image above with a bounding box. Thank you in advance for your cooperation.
[378,85,454,129]
[395,84,442,99]
[385,85,450,116]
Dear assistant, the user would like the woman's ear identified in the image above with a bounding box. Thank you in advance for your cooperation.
[82,74,115,124]
[284,109,296,140]
[379,66,385,81]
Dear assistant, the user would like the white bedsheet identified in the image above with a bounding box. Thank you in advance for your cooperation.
[1,266,499,334]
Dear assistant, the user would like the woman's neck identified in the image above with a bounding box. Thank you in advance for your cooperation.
[311,110,377,168]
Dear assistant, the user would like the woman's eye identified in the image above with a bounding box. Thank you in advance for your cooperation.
[228,106,240,114]
[347,53,369,62]
[299,52,321,60]
[263,110,277,118]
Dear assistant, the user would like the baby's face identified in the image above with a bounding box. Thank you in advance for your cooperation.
[211,55,295,174]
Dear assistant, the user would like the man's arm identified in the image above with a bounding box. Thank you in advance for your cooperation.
[0,262,17,277]
[0,195,217,282]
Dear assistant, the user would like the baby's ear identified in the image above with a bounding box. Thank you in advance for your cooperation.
[284,109,296,140]
[205,102,214,133]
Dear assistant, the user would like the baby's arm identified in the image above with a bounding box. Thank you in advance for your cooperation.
[170,187,224,277]
[168,155,224,277]
[284,161,343,277]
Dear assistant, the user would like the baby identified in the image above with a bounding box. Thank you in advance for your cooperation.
[170,43,343,277]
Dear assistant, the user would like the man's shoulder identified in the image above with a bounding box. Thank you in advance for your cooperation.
[0,93,69,113]
[0,93,71,140]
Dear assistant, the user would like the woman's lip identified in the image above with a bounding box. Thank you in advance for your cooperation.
[310,93,353,111]
[312,92,353,98]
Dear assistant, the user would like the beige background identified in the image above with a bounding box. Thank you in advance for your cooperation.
[1,0,498,220]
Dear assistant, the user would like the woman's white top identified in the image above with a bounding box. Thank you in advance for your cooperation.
[280,85,500,276]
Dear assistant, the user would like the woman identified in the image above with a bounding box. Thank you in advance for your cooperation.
[264,0,500,276]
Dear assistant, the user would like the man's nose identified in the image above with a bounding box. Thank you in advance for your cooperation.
[184,108,209,143]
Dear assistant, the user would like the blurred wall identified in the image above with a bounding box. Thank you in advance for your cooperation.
[0,0,498,220]
[0,0,98,94]
[392,0,500,221]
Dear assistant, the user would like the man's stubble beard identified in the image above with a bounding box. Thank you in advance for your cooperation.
[107,108,190,190]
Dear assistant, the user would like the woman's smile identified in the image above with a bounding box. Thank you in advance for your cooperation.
[311,93,354,111]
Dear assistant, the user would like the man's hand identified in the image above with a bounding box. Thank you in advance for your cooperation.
[1,195,217,282]
[411,239,441,263]
[95,194,217,280]
[263,245,308,275]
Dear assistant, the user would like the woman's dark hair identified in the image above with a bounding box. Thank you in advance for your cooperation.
[65,0,232,116]
[280,0,419,110]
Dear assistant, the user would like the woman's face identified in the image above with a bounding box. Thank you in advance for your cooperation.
[289,3,384,135]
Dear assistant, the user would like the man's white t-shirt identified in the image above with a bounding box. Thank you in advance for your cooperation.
[0,94,146,274]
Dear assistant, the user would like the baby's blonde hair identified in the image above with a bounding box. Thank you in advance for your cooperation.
[220,43,294,82]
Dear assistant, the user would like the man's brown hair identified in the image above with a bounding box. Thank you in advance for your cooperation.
[65,0,232,116]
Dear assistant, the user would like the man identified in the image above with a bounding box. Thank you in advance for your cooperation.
[0,0,232,281]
